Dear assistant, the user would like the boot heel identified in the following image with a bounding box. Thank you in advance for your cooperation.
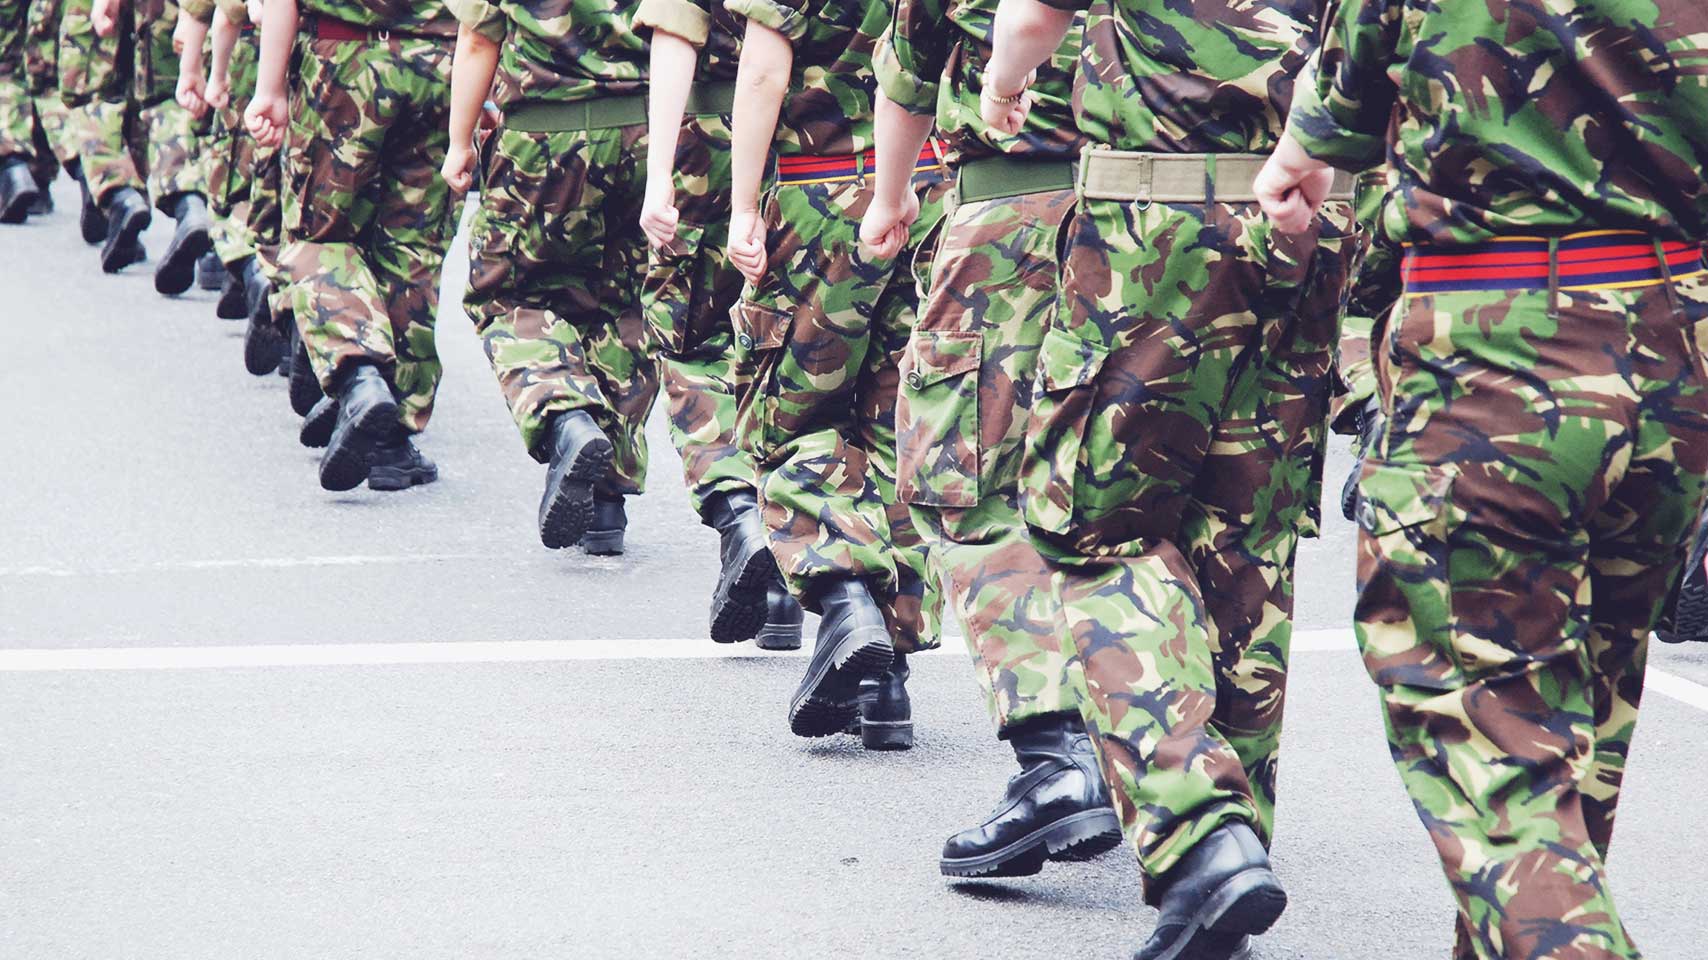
[580,528,625,556]
[860,719,913,751]
[754,622,802,651]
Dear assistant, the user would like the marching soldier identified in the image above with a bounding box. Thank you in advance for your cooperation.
[1257,0,1708,957]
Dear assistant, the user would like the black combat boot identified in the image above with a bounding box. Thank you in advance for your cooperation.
[538,410,613,549]
[788,577,894,737]
[242,259,281,376]
[754,582,804,651]
[197,249,225,291]
[1132,822,1286,960]
[30,176,53,215]
[319,363,397,491]
[940,713,1122,878]
[216,258,249,319]
[154,192,212,295]
[0,158,39,224]
[854,651,914,750]
[75,163,104,245]
[1658,506,1708,644]
[100,187,151,273]
[288,326,323,416]
[704,488,777,643]
[581,496,627,555]
[368,431,438,491]
[299,395,338,449]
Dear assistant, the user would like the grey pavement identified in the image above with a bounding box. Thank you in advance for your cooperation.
[2,179,1705,959]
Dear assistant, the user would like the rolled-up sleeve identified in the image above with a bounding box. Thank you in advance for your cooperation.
[211,0,249,26]
[1288,0,1401,170]
[723,0,808,43]
[446,0,506,43]
[874,0,948,116]
[179,0,216,25]
[634,0,711,46]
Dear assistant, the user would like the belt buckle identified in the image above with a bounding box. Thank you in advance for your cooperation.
[376,28,391,42]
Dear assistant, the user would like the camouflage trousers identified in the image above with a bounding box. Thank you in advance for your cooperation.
[464,121,657,492]
[1023,195,1355,887]
[279,35,455,435]
[206,35,258,267]
[642,113,758,516]
[75,94,202,210]
[1331,170,1401,434]
[900,183,1079,731]
[0,73,75,185]
[733,171,950,651]
[1357,260,1708,960]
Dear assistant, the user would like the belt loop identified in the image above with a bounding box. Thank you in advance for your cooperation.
[856,149,868,189]
[1133,153,1152,210]
[928,138,947,172]
[1074,148,1088,203]
[1546,236,1561,320]
[1204,153,1216,206]
[1655,238,1683,314]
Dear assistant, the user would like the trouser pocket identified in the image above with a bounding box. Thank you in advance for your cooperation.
[1019,323,1110,538]
[732,297,794,460]
[642,220,710,355]
[1354,459,1463,690]
[897,330,982,507]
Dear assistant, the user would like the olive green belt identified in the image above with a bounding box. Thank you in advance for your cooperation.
[505,94,648,133]
[957,154,1076,203]
[685,80,736,117]
[1077,148,1355,204]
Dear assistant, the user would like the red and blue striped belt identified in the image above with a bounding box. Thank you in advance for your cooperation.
[1401,231,1706,294]
[775,141,948,186]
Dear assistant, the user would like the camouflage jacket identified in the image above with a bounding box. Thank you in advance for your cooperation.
[1291,0,1708,245]
[1041,0,1321,154]
[179,0,213,24]
[722,0,885,156]
[303,0,454,39]
[449,0,647,106]
[875,0,1083,164]
[632,0,741,84]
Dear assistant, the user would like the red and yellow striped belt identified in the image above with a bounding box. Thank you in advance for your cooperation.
[1401,231,1706,294]
[775,141,948,186]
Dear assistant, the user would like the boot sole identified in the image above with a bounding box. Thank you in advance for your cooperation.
[216,283,248,320]
[539,437,614,550]
[243,302,282,376]
[788,625,893,738]
[709,543,779,644]
[368,460,438,492]
[319,398,397,492]
[101,207,151,273]
[860,718,914,752]
[154,225,213,295]
[754,621,803,651]
[289,341,323,417]
[580,528,625,556]
[0,186,38,224]
[300,404,337,449]
[940,807,1123,879]
[1147,868,1288,960]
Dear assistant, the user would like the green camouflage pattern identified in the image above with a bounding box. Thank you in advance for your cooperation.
[733,172,950,650]
[723,0,885,156]
[900,186,1080,730]
[875,0,1083,164]
[463,123,658,492]
[1046,0,1315,153]
[1022,195,1356,882]
[446,0,644,107]
[205,33,257,266]
[23,0,63,96]
[1356,269,1708,960]
[58,0,183,106]
[278,36,456,435]
[631,0,740,81]
[642,113,758,514]
[76,94,202,208]
[53,0,117,105]
[1330,167,1401,434]
[300,0,454,38]
[1291,0,1708,244]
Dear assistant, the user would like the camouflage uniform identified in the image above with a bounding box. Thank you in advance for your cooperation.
[1329,167,1401,435]
[725,0,945,651]
[875,0,1083,730]
[1292,1,1708,957]
[190,0,262,269]
[1,0,76,189]
[57,0,205,210]
[277,0,457,434]
[453,0,657,491]
[22,0,84,179]
[1026,0,1355,889]
[631,0,755,518]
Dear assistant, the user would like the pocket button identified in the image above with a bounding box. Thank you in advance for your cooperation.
[905,372,923,390]
[737,333,754,350]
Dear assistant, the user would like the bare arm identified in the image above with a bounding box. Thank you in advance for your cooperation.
[205,9,239,109]
[982,0,1075,134]
[640,30,699,248]
[442,23,500,193]
[174,15,212,117]
[859,91,935,259]
[725,19,792,283]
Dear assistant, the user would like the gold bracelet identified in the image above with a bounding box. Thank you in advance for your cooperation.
[981,70,1030,105]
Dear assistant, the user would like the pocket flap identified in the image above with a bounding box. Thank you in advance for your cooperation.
[1356,461,1455,537]
[733,299,793,352]
[1036,326,1110,393]
[903,331,982,390]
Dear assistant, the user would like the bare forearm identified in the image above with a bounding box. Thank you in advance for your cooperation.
[178,17,210,74]
[447,26,499,151]
[988,0,1074,95]
[872,92,935,213]
[647,31,698,186]
[729,21,791,214]
[209,11,237,86]
[253,0,297,101]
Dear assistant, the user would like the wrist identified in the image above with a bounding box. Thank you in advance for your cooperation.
[982,66,1031,103]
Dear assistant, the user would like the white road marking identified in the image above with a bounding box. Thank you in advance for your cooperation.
[0,626,1700,715]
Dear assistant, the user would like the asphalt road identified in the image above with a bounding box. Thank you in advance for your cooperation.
[3,179,1706,959]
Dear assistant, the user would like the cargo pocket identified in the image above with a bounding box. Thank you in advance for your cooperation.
[1019,325,1110,538]
[897,331,983,508]
[1353,460,1463,691]
[642,220,709,355]
[731,298,794,459]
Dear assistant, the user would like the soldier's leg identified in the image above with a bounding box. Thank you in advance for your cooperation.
[0,72,45,221]
[1355,268,1708,960]
[138,95,212,293]
[79,96,150,268]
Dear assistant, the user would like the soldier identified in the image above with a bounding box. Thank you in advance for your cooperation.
[1331,166,1402,522]
[859,0,1118,870]
[21,0,89,219]
[629,0,803,648]
[246,0,452,493]
[439,0,656,555]
[74,0,213,290]
[1256,0,1708,956]
[0,0,65,220]
[984,0,1356,956]
[722,0,947,745]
